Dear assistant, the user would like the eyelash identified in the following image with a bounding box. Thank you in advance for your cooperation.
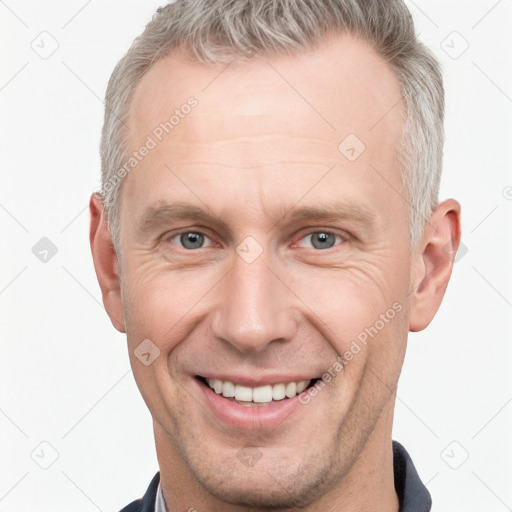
[163,229,346,252]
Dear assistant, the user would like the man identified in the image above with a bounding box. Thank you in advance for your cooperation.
[89,0,461,510]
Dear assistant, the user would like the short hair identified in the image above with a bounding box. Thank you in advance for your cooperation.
[99,0,444,255]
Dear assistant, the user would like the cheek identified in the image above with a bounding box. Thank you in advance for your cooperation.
[121,257,219,350]
[286,258,410,377]
[290,259,407,335]
[122,244,411,368]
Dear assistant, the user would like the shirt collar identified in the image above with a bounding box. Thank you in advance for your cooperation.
[155,481,167,512]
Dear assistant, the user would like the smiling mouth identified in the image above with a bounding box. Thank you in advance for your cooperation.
[196,376,320,406]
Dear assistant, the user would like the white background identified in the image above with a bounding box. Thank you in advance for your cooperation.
[1,1,511,510]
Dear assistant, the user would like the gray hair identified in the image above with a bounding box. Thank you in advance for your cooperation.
[99,0,444,254]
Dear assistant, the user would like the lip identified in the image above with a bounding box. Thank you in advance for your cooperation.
[195,377,310,430]
[198,374,317,388]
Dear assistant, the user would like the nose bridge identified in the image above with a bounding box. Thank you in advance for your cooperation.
[211,249,297,353]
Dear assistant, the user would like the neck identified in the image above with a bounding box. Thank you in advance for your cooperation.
[155,401,399,512]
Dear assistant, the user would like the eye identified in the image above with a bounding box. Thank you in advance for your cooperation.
[163,229,344,252]
[168,231,214,250]
[296,231,344,250]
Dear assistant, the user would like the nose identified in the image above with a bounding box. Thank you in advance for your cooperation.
[210,248,298,354]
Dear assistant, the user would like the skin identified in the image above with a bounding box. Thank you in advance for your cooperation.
[90,33,461,511]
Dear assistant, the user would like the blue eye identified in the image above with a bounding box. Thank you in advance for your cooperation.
[299,231,343,250]
[165,230,343,252]
[172,232,211,250]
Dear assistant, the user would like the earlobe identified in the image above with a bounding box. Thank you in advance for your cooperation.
[89,193,126,333]
[409,199,461,332]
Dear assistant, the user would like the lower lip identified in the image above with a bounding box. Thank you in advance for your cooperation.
[196,378,307,430]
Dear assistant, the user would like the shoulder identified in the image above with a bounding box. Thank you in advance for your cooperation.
[393,441,432,512]
[119,472,160,512]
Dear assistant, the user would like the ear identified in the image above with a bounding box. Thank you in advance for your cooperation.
[89,192,126,333]
[409,199,461,332]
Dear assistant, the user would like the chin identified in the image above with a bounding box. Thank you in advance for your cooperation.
[181,445,340,509]
[198,472,324,509]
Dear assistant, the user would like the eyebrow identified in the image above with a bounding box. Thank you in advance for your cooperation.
[137,201,376,238]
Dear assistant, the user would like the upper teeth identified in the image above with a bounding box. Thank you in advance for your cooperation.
[206,378,311,402]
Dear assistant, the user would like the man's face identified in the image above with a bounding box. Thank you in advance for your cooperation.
[118,35,413,506]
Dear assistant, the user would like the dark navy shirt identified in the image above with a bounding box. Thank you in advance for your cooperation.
[392,441,432,511]
[120,440,432,512]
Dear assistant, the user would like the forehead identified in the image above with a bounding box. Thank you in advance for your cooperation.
[128,33,403,143]
[122,33,406,233]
